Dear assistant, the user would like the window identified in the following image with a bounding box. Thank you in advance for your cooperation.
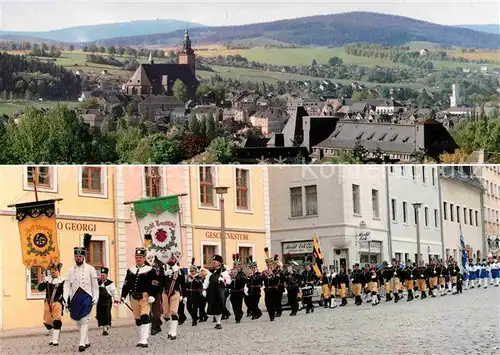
[86,241,105,269]
[422,167,426,183]
[395,252,402,262]
[434,209,439,228]
[446,249,450,258]
[238,246,252,264]
[424,207,429,226]
[411,166,416,180]
[24,166,57,193]
[469,209,473,226]
[290,187,303,217]
[391,198,397,221]
[372,189,379,218]
[450,204,454,222]
[199,167,214,206]
[414,253,419,263]
[79,167,107,198]
[389,166,394,173]
[453,249,457,260]
[402,201,408,223]
[443,202,447,220]
[352,185,361,215]
[28,267,45,298]
[431,168,436,186]
[463,207,467,225]
[144,167,162,198]
[305,185,318,216]
[235,169,250,210]
[203,245,217,268]
[404,253,409,262]
[455,206,460,223]
[400,166,404,176]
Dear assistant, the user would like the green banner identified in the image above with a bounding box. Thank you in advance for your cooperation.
[133,195,180,220]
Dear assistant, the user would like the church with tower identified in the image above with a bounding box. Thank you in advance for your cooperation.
[123,29,199,99]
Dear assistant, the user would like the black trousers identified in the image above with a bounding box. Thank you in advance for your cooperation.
[303,296,313,312]
[187,293,203,322]
[230,291,245,321]
[287,287,299,314]
[178,298,187,323]
[276,288,284,315]
[222,291,231,318]
[244,295,251,315]
[248,293,262,318]
[150,294,163,331]
[264,288,280,320]
[198,297,208,320]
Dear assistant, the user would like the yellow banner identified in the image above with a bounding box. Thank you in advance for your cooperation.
[312,235,323,277]
[16,200,60,269]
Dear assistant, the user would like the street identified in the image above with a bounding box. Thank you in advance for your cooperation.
[2,287,499,355]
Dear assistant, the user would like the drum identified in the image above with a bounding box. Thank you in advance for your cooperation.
[301,286,313,297]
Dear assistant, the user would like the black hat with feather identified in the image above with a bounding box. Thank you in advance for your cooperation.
[233,253,242,267]
[189,258,198,271]
[247,255,257,268]
[74,233,92,256]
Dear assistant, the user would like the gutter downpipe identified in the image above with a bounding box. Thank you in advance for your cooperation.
[437,168,446,258]
[385,167,393,259]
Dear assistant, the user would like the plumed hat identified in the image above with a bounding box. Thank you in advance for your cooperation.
[213,254,223,264]
[190,258,198,271]
[305,255,313,266]
[232,253,242,266]
[49,263,62,271]
[135,247,147,257]
[100,267,109,274]
[264,247,273,264]
[247,255,257,268]
[74,233,92,256]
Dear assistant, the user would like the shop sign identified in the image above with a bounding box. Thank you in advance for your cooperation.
[359,241,381,253]
[282,241,314,254]
[205,231,249,241]
[57,222,97,232]
[357,231,371,242]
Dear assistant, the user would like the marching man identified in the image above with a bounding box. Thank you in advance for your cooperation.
[95,267,120,336]
[121,247,159,348]
[162,255,185,340]
[204,255,232,329]
[37,263,65,346]
[492,257,499,287]
[63,234,99,352]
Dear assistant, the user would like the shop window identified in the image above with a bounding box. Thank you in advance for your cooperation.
[86,241,105,270]
[199,167,215,207]
[144,167,162,198]
[202,244,217,268]
[27,266,45,299]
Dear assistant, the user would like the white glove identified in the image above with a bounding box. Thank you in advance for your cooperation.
[202,290,207,297]
[182,297,187,304]
[244,284,249,296]
[148,296,155,304]
[120,297,125,303]
[218,276,224,282]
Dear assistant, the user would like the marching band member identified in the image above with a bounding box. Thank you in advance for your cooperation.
[492,257,500,287]
[321,268,332,308]
[448,260,461,295]
[337,266,349,307]
[285,260,300,315]
[63,234,99,352]
[37,263,65,346]
[262,252,281,321]
[149,254,165,336]
[205,255,232,329]
[366,263,380,306]
[186,258,204,326]
[480,259,490,289]
[198,267,210,322]
[436,259,448,296]
[426,258,438,298]
[350,263,364,306]
[300,256,318,313]
[382,261,393,301]
[246,256,263,319]
[95,267,119,336]
[466,259,476,289]
[274,256,286,317]
[120,247,158,348]
[162,255,185,340]
[415,260,428,299]
[401,260,414,301]
[229,254,248,323]
[328,267,338,308]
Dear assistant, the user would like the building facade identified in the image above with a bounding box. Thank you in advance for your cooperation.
[0,166,119,329]
[269,166,389,272]
[185,166,269,270]
[388,166,443,262]
[439,166,484,261]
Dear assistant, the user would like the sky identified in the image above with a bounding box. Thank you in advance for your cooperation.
[1,0,499,32]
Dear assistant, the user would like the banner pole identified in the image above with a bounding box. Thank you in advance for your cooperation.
[33,169,39,202]
[123,193,188,205]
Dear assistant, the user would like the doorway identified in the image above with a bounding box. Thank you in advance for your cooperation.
[333,248,348,272]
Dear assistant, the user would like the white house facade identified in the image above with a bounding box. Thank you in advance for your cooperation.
[387,166,443,262]
[439,166,484,261]
[269,166,389,272]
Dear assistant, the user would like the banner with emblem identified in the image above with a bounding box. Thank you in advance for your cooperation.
[312,234,324,277]
[133,195,182,264]
[15,199,60,269]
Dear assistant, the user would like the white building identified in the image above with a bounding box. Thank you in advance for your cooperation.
[450,84,462,108]
[439,166,484,261]
[269,166,389,272]
[387,166,442,262]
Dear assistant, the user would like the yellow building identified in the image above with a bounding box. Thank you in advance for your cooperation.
[0,166,119,329]
[183,166,270,270]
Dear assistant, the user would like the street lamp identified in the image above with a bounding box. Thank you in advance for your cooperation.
[412,202,422,263]
[215,186,229,264]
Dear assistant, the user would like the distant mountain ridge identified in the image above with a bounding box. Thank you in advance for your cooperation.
[90,12,500,49]
[0,19,205,43]
[458,25,500,35]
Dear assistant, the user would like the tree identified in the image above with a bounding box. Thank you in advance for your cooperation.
[131,133,185,163]
[196,84,213,99]
[107,46,117,55]
[115,126,144,163]
[199,116,207,138]
[352,138,368,162]
[206,138,236,164]
[379,86,391,99]
[205,113,216,139]
[8,91,14,101]
[118,47,126,56]
[0,90,7,101]
[79,99,100,109]
[67,44,74,52]
[24,90,33,100]
[187,113,200,136]
[439,149,471,163]
[172,79,189,103]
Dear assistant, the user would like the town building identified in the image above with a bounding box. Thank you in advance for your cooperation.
[388,166,443,262]
[269,166,389,271]
[439,166,484,261]
[0,166,119,329]
[184,166,270,270]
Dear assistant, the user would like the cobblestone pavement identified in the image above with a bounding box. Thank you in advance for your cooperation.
[2,287,499,355]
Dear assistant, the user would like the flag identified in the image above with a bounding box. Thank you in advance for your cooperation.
[133,195,182,264]
[459,225,468,272]
[312,234,323,277]
[15,199,60,268]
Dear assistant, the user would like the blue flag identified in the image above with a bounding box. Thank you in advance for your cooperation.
[459,225,468,272]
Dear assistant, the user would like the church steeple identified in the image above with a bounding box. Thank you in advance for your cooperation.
[148,51,154,64]
[182,27,194,55]
[178,26,196,75]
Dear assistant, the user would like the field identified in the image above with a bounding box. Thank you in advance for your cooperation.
[0,100,80,116]
[446,50,500,62]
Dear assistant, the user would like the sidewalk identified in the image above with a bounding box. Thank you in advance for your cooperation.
[0,318,133,340]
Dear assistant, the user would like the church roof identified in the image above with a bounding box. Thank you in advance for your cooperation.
[132,63,199,90]
[128,65,151,86]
